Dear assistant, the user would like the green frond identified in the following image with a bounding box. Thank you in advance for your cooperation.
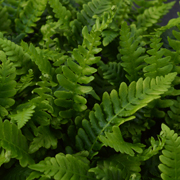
[143,33,173,78]
[0,119,34,167]
[54,13,114,119]
[21,42,53,79]
[165,96,180,133]
[48,0,71,21]
[29,126,57,154]
[15,0,47,34]
[98,61,125,88]
[89,154,141,180]
[69,0,112,43]
[28,152,95,180]
[0,2,11,32]
[135,2,175,31]
[119,21,148,82]
[0,34,31,75]
[0,148,11,166]
[99,126,145,156]
[158,124,180,180]
[10,104,36,129]
[0,51,16,117]
[75,73,176,158]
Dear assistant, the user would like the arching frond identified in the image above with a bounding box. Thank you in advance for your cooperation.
[0,119,34,167]
[119,21,147,82]
[75,73,176,158]
[159,124,180,180]
[28,152,95,180]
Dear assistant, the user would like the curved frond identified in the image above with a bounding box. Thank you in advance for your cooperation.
[135,2,175,30]
[0,34,31,75]
[54,13,114,119]
[158,124,180,180]
[0,51,16,117]
[29,126,57,154]
[10,104,36,129]
[75,73,176,158]
[99,126,144,156]
[28,152,95,180]
[15,0,47,33]
[98,61,125,88]
[89,154,141,180]
[143,32,173,78]
[0,119,34,167]
[119,21,147,82]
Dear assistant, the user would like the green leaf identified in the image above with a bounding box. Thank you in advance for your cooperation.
[99,126,145,156]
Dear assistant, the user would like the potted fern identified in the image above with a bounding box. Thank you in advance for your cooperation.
[0,0,180,179]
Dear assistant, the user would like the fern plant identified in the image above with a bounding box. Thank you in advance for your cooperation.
[0,0,180,179]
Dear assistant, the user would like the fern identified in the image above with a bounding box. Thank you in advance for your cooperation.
[28,152,95,180]
[143,32,173,78]
[54,12,114,120]
[89,154,141,180]
[119,21,147,82]
[0,119,34,167]
[15,0,47,34]
[0,51,16,117]
[159,124,180,180]
[75,73,176,157]
[99,126,145,156]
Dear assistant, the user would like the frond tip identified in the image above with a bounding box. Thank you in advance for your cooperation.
[158,124,180,180]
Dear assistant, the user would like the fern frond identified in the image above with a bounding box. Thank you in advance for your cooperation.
[0,149,11,166]
[0,34,31,75]
[0,119,34,167]
[98,61,125,88]
[165,96,180,133]
[143,32,173,78]
[99,126,145,156]
[54,12,114,119]
[69,0,112,43]
[0,51,16,117]
[10,104,36,129]
[135,2,175,31]
[28,152,95,180]
[119,21,148,82]
[158,124,180,180]
[15,0,47,33]
[28,125,57,154]
[89,154,141,180]
[75,73,176,158]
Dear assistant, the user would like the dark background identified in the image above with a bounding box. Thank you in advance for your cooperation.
[160,0,179,25]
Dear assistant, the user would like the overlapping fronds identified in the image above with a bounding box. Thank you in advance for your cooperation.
[0,119,34,167]
[135,2,175,31]
[54,12,114,120]
[70,0,112,43]
[119,21,147,82]
[0,51,16,117]
[29,126,57,154]
[75,73,176,158]
[10,104,36,129]
[89,154,141,180]
[143,32,173,78]
[15,0,47,33]
[98,61,125,88]
[165,96,180,133]
[0,33,31,75]
[28,152,95,180]
[99,126,144,156]
[158,124,180,180]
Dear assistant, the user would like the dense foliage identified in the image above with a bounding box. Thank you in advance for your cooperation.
[0,0,180,179]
